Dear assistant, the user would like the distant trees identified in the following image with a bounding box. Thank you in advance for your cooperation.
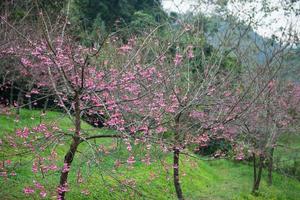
[237,79,300,192]
[186,0,300,194]
[70,0,165,31]
[221,5,300,192]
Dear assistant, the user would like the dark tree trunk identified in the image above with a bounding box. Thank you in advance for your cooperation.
[43,97,49,112]
[173,148,184,200]
[9,80,14,105]
[16,91,22,116]
[252,153,257,191]
[267,147,274,186]
[28,96,32,110]
[173,114,184,200]
[58,138,80,199]
[58,92,81,200]
[40,97,49,123]
[252,154,264,193]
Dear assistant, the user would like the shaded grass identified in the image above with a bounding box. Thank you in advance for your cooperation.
[275,133,300,179]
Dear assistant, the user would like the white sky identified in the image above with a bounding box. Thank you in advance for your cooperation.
[162,0,300,39]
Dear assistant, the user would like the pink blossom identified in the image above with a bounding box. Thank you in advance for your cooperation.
[62,163,70,173]
[158,55,166,65]
[33,124,47,133]
[156,126,167,133]
[127,144,132,151]
[30,88,39,94]
[196,134,210,147]
[49,164,58,171]
[32,161,38,173]
[127,156,136,164]
[10,171,16,176]
[174,53,183,66]
[278,120,289,126]
[189,111,205,119]
[16,127,30,138]
[21,58,32,66]
[81,189,90,195]
[23,187,35,194]
[187,45,194,59]
[34,181,44,190]
[52,126,60,131]
[57,184,69,193]
[235,153,245,161]
[224,91,231,97]
[167,94,180,113]
[267,80,275,89]
[118,44,132,54]
[0,172,7,177]
[130,126,136,133]
[207,87,215,96]
[5,160,11,165]
[138,125,149,134]
[13,101,19,107]
[40,191,47,198]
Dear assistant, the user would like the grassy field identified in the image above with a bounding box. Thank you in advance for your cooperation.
[0,109,299,200]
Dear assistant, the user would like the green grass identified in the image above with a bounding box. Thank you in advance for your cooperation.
[0,109,299,199]
[275,133,300,179]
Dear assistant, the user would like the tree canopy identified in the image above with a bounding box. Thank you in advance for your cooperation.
[71,0,165,31]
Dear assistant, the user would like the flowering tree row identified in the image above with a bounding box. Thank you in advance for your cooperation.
[1,2,300,199]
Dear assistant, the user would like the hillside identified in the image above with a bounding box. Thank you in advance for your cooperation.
[204,15,300,82]
[0,109,299,199]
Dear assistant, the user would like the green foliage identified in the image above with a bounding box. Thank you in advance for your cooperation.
[129,11,157,33]
[67,0,167,44]
[195,138,232,156]
[70,0,164,31]
[1,0,65,21]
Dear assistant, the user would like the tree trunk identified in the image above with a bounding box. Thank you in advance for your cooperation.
[40,97,49,123]
[173,148,184,200]
[58,138,80,199]
[28,96,32,110]
[16,91,22,116]
[252,154,264,193]
[43,97,49,113]
[58,92,81,200]
[173,114,184,200]
[252,153,257,191]
[267,147,274,186]
[9,80,14,105]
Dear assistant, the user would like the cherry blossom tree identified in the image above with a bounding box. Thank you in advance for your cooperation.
[0,20,243,199]
[237,78,300,192]
[230,30,300,191]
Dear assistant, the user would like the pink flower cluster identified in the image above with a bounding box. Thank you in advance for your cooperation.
[174,53,183,66]
[187,45,194,59]
[16,127,30,138]
[127,155,136,164]
[57,183,69,200]
[62,163,70,173]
